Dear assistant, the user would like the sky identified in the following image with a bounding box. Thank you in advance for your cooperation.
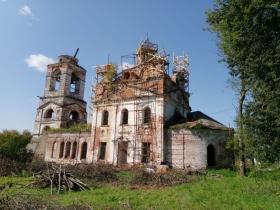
[0,0,236,132]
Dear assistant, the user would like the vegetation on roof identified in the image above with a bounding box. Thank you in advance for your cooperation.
[48,123,91,133]
[170,120,229,131]
[170,122,205,130]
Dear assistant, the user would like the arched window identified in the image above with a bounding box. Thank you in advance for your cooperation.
[59,142,65,158]
[65,142,71,158]
[69,111,79,120]
[51,142,57,158]
[45,109,55,119]
[50,70,61,91]
[70,73,80,94]
[80,142,88,160]
[102,110,109,126]
[207,144,216,167]
[143,107,151,124]
[121,109,128,125]
[71,142,77,159]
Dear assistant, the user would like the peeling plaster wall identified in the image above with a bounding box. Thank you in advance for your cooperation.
[91,96,164,165]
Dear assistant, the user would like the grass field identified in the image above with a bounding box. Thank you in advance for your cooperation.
[0,169,280,210]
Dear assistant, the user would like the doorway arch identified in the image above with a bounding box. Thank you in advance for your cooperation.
[207,144,216,167]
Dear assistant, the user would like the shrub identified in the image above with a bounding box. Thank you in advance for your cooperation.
[0,194,47,210]
[0,130,32,162]
[0,157,25,176]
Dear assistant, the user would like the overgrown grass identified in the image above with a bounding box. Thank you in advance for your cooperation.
[1,169,280,209]
[48,123,91,133]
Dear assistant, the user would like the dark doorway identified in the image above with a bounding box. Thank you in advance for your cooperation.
[118,142,128,165]
[207,144,216,167]
[141,143,151,163]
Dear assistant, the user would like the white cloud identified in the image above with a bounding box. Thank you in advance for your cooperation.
[26,54,54,72]
[19,5,32,16]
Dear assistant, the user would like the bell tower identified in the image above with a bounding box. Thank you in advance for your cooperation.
[33,54,87,136]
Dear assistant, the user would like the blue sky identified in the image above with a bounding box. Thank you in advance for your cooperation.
[0,0,236,132]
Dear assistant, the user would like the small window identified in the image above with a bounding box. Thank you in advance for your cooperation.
[99,142,107,160]
[59,142,65,158]
[80,142,88,160]
[71,142,77,159]
[102,110,109,126]
[121,109,128,125]
[141,143,151,163]
[65,142,71,158]
[143,107,151,124]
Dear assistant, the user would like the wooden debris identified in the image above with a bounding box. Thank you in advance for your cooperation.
[32,164,89,194]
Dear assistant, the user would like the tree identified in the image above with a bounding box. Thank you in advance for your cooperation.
[207,0,280,173]
[0,130,32,162]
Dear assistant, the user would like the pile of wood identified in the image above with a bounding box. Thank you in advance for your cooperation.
[32,164,89,194]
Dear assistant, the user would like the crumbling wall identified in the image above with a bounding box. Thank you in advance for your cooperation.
[91,95,165,165]
[166,129,230,170]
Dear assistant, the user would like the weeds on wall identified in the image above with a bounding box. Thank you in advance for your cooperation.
[48,123,91,133]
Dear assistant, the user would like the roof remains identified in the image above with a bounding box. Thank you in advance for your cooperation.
[170,111,229,131]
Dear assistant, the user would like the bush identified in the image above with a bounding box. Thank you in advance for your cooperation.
[0,130,32,162]
[0,157,25,177]
[0,193,47,210]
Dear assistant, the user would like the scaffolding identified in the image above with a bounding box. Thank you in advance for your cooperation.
[172,53,190,92]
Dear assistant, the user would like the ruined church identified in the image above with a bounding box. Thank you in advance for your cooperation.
[28,39,231,170]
